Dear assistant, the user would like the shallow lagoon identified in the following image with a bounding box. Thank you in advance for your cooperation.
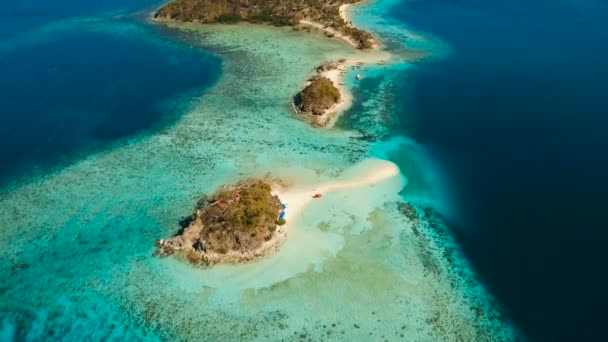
[0,1,514,340]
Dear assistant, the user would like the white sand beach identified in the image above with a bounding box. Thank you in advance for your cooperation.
[171,159,402,267]
[296,1,391,127]
[299,19,362,49]
[162,158,405,290]
[309,50,392,127]
[300,1,376,50]
[274,158,400,224]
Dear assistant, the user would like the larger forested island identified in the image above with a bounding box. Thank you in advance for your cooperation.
[156,179,286,266]
[154,0,375,49]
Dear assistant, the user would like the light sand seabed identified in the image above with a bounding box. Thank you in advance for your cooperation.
[237,158,401,267]
[276,158,400,223]
[163,158,407,292]
[0,0,514,340]
[182,160,400,266]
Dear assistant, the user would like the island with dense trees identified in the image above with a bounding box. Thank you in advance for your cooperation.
[156,179,286,266]
[294,76,341,116]
[154,0,375,49]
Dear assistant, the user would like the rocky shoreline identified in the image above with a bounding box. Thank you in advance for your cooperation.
[293,53,390,127]
[156,179,287,266]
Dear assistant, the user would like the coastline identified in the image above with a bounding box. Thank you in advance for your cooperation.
[297,1,389,128]
[273,158,400,230]
[151,0,386,129]
[298,20,360,50]
[299,2,377,51]
[301,50,391,127]
[180,159,401,266]
[172,209,290,265]
[340,3,354,23]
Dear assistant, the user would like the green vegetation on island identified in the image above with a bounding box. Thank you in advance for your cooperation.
[154,0,375,49]
[294,76,341,116]
[156,179,284,266]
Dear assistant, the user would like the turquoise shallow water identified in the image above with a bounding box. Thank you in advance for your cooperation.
[0,0,515,340]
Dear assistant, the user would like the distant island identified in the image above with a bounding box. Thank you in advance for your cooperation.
[153,0,388,127]
[156,179,286,266]
[154,0,375,50]
[294,58,385,127]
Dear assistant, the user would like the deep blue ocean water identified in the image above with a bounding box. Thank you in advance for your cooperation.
[389,0,608,340]
[0,0,220,185]
[0,0,156,39]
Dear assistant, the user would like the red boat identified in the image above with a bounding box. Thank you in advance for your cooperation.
[312,193,322,199]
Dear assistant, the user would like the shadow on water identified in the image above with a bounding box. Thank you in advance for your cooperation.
[390,0,608,340]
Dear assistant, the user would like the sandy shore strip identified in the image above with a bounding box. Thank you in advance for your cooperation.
[315,52,391,127]
[273,159,400,227]
[339,3,353,23]
[300,2,377,50]
[236,159,401,262]
[162,159,400,266]
[296,1,392,127]
[299,19,361,50]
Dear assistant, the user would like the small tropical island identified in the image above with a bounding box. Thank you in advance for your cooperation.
[156,179,287,266]
[294,75,341,117]
[154,0,375,50]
